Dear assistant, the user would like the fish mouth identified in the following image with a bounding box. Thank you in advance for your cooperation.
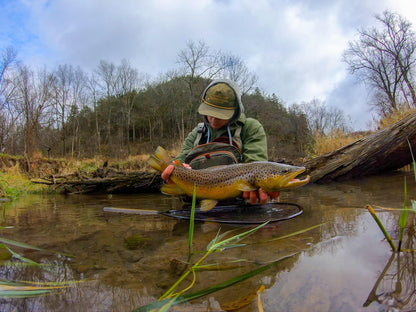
[281,168,310,188]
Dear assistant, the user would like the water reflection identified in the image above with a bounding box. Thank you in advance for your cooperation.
[0,171,414,311]
[364,225,416,311]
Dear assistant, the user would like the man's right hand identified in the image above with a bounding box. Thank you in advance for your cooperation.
[243,189,280,205]
[161,163,191,183]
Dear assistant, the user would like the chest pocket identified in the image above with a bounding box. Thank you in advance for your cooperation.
[185,139,243,170]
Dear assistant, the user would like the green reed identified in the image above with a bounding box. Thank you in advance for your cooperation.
[0,228,79,298]
[188,183,196,256]
[367,140,416,253]
[135,190,326,312]
[398,176,408,252]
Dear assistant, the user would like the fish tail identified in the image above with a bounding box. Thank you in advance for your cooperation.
[147,146,172,172]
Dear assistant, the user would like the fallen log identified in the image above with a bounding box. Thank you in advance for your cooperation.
[303,110,416,183]
[33,171,163,194]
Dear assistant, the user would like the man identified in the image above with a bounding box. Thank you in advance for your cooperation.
[162,79,279,204]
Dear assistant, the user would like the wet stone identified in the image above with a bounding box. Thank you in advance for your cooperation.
[123,233,150,250]
[118,249,144,263]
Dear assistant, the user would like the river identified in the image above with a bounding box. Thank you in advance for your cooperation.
[0,170,415,312]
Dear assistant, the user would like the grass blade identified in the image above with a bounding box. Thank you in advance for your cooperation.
[264,223,325,242]
[366,205,397,252]
[407,140,416,179]
[188,183,196,255]
[208,221,270,252]
[0,289,52,298]
[398,177,408,252]
[133,253,297,312]
[0,280,72,298]
[0,237,44,251]
[159,221,269,301]
[0,244,39,265]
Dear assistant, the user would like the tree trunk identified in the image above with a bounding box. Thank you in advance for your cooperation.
[304,110,416,183]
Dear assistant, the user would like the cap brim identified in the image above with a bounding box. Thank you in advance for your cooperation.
[198,102,235,120]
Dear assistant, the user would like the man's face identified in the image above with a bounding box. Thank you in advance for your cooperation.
[207,116,230,129]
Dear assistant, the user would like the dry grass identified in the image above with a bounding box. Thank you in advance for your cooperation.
[58,155,150,174]
[310,108,415,158]
[376,108,415,130]
[310,129,368,157]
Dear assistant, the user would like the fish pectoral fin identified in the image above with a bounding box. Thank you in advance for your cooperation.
[235,181,257,192]
[161,184,186,196]
[200,200,218,212]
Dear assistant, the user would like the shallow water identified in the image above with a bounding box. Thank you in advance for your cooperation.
[0,171,415,312]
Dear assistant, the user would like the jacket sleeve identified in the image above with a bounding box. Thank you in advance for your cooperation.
[241,118,268,162]
[174,127,198,163]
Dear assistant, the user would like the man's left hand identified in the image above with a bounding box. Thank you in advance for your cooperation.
[243,189,280,205]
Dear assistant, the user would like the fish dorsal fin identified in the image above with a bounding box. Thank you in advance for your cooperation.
[234,180,256,192]
[200,199,218,211]
[161,184,186,196]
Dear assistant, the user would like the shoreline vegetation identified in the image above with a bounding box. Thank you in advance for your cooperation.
[0,153,155,199]
[0,108,414,200]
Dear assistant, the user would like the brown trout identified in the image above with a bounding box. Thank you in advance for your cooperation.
[147,146,310,211]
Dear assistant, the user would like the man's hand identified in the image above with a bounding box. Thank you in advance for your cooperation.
[243,189,280,205]
[161,163,191,184]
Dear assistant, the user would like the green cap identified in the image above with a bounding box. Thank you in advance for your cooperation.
[198,83,237,120]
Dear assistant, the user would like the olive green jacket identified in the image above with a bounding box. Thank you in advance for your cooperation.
[175,112,268,163]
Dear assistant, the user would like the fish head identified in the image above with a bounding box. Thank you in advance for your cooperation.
[257,162,310,192]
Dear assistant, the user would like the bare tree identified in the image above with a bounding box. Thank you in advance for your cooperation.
[219,53,258,95]
[177,40,226,82]
[51,64,86,156]
[95,60,118,147]
[299,98,351,135]
[177,40,258,95]
[0,46,18,103]
[116,59,144,152]
[176,41,218,140]
[176,40,260,140]
[12,65,54,158]
[343,10,416,116]
[0,46,19,153]
[69,66,86,157]
[86,72,102,156]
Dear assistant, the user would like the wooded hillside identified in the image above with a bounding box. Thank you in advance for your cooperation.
[1,58,312,161]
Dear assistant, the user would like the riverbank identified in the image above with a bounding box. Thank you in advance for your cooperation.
[0,153,153,199]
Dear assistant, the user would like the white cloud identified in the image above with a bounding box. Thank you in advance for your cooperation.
[1,0,415,130]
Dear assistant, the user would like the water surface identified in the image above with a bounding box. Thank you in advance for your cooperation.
[0,171,415,312]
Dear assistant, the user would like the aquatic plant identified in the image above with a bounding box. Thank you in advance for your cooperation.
[134,253,294,312]
[0,280,74,298]
[0,228,80,298]
[366,204,397,252]
[133,182,273,311]
[134,185,324,311]
[188,183,196,256]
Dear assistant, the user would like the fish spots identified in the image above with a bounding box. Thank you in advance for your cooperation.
[170,161,308,200]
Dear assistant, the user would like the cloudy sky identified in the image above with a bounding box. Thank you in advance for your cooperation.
[1,0,416,130]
